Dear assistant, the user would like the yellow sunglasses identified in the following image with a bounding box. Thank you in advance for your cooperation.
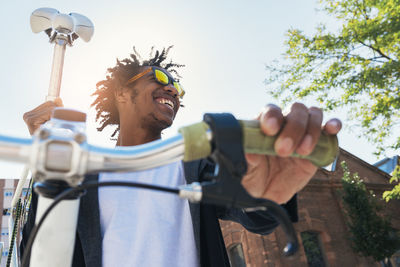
[125,67,185,98]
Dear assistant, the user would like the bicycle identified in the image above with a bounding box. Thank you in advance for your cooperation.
[0,107,338,267]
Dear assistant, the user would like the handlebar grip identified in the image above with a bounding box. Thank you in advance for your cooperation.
[239,120,338,167]
[179,120,339,167]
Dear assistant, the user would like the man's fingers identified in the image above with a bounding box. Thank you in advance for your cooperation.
[30,101,58,113]
[243,154,270,198]
[54,97,64,107]
[245,153,263,167]
[258,102,341,157]
[260,104,284,136]
[296,107,323,156]
[323,118,342,134]
[23,99,63,135]
[274,103,309,157]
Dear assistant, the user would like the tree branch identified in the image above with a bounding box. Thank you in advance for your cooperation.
[357,40,394,61]
[366,56,387,63]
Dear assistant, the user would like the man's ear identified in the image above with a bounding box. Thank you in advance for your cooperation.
[114,87,130,104]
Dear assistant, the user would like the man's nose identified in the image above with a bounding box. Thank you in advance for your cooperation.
[163,83,179,98]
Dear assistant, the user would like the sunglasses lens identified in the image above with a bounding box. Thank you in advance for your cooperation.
[154,68,185,98]
[154,69,169,85]
[174,82,185,98]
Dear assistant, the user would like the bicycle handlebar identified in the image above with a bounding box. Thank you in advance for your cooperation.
[0,117,338,185]
[180,120,338,166]
[0,118,338,187]
[8,111,338,266]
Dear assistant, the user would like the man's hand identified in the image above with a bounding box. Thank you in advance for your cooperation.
[23,98,63,135]
[241,103,341,204]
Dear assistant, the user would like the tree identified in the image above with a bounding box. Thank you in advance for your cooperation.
[340,161,400,265]
[265,0,400,199]
[383,165,400,201]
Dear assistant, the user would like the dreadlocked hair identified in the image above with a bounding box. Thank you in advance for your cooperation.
[91,46,184,138]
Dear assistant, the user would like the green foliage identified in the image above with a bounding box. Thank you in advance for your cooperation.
[265,0,400,155]
[340,161,400,261]
[301,231,326,266]
[383,164,400,201]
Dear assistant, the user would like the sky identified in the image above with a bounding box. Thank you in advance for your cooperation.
[0,0,391,178]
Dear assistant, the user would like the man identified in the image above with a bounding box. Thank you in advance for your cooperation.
[21,47,341,267]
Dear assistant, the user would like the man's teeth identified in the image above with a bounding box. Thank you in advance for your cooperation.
[158,98,174,109]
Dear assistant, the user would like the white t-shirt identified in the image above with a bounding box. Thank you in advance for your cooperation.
[99,161,199,267]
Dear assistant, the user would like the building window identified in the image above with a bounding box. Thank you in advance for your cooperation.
[391,249,400,267]
[2,209,10,216]
[4,191,13,197]
[1,228,8,236]
[228,243,246,267]
[301,231,326,267]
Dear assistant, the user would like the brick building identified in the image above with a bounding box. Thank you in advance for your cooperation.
[0,178,30,267]
[0,179,19,267]
[221,148,400,267]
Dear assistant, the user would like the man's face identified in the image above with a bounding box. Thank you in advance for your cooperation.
[123,66,181,131]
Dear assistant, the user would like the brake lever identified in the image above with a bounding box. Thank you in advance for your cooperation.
[182,113,299,256]
[199,173,299,256]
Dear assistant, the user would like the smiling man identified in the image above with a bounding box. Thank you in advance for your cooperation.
[21,47,341,267]
[113,66,183,146]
